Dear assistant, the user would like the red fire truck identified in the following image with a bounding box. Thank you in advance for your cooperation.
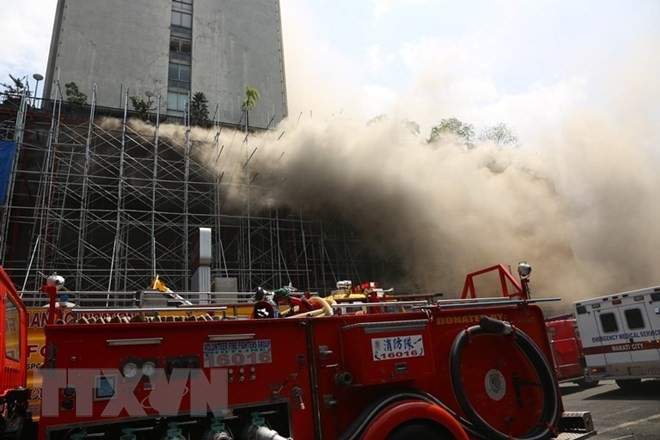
[2,264,595,440]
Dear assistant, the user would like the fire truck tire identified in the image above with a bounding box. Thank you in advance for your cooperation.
[359,400,470,440]
[449,318,560,440]
[615,379,642,391]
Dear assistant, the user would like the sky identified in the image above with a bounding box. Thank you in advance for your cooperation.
[279,0,660,143]
[2,1,660,300]
[1,0,659,143]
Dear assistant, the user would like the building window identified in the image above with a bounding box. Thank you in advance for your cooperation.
[599,312,618,333]
[170,38,192,62]
[173,0,193,12]
[168,62,191,90]
[168,0,192,116]
[171,10,192,37]
[171,11,192,28]
[167,91,188,113]
[624,308,645,330]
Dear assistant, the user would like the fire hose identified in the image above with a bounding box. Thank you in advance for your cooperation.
[249,425,291,440]
[449,317,560,440]
[283,296,334,318]
[247,413,292,440]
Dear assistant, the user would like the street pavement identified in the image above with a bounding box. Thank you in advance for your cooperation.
[560,380,660,440]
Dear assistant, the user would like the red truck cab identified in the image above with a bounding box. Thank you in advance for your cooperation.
[1,267,31,436]
[546,315,597,388]
[1,267,28,395]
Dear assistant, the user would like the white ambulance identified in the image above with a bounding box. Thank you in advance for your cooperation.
[573,286,660,390]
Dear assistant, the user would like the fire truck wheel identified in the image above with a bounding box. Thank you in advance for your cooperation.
[615,379,642,392]
[449,317,559,440]
[386,420,453,440]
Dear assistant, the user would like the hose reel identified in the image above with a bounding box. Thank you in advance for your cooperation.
[449,317,560,440]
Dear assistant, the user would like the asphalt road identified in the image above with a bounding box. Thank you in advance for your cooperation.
[560,380,660,440]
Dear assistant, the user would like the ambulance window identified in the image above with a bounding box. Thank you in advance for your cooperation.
[4,296,21,361]
[599,312,618,333]
[624,308,645,330]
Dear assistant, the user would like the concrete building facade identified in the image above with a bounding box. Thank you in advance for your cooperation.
[44,0,288,128]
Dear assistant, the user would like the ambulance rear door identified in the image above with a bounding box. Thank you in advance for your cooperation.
[574,299,613,372]
[596,299,633,371]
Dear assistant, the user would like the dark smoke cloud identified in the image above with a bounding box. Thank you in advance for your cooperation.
[243,118,577,298]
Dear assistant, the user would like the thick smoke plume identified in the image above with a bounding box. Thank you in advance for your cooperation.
[118,104,660,309]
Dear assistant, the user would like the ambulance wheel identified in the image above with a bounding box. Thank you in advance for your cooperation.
[386,421,453,440]
[576,379,599,389]
[615,379,642,392]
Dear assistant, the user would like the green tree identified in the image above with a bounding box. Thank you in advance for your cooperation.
[367,114,387,125]
[479,123,520,148]
[64,82,88,105]
[242,85,260,111]
[190,91,209,127]
[1,74,27,104]
[428,117,475,147]
[130,93,155,121]
[367,115,420,135]
[403,119,421,136]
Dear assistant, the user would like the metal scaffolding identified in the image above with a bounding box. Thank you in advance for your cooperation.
[0,93,402,295]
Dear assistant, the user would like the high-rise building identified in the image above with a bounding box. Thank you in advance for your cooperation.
[44,0,288,128]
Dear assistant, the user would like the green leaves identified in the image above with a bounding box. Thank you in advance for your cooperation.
[65,82,88,106]
[242,85,260,111]
[478,123,520,148]
[429,118,520,148]
[129,94,155,120]
[428,118,475,147]
[1,74,27,103]
[190,91,209,127]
